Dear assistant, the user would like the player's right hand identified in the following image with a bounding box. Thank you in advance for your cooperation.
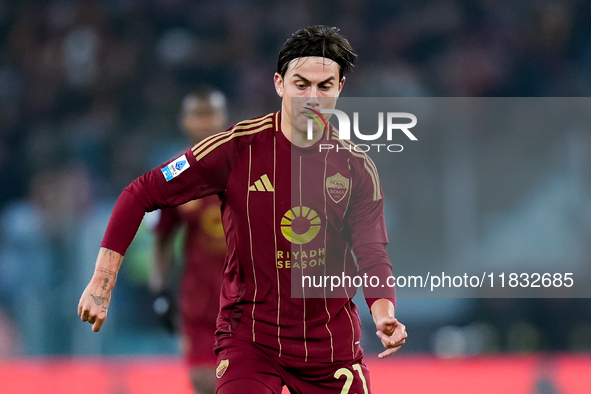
[78,248,123,332]
[78,275,113,332]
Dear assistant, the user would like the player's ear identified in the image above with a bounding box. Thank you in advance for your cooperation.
[339,76,346,92]
[274,73,284,98]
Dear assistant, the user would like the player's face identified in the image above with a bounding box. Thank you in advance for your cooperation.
[274,57,345,138]
[181,97,227,143]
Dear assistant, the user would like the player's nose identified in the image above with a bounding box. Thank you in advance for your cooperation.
[305,94,320,109]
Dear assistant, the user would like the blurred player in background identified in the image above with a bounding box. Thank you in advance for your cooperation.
[149,88,228,394]
[79,25,407,393]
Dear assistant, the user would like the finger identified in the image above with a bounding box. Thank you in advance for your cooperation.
[377,330,406,347]
[92,315,106,332]
[378,345,402,359]
[383,337,406,349]
[378,348,396,359]
[376,330,392,344]
[392,324,408,343]
[88,314,96,324]
[80,307,90,322]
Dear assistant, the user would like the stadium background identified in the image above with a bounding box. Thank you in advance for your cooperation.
[0,0,590,393]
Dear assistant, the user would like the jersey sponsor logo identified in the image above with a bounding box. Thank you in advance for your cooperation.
[326,173,350,203]
[161,154,190,181]
[276,248,325,269]
[216,359,229,378]
[248,174,274,192]
[281,206,321,244]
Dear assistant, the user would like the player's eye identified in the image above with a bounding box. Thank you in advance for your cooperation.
[296,83,306,89]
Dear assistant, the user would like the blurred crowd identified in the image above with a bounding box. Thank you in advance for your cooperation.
[1,0,591,357]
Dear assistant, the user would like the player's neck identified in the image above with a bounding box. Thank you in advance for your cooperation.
[280,114,324,148]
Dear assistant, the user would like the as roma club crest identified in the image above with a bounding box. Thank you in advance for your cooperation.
[216,359,229,378]
[326,173,350,203]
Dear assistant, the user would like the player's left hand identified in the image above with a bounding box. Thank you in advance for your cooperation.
[152,289,178,334]
[375,316,407,359]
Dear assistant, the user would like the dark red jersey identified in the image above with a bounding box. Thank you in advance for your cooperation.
[102,111,395,363]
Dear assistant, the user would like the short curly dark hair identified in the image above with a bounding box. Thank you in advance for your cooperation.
[277,25,357,80]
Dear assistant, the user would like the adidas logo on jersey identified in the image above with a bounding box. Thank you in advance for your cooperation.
[249,174,274,192]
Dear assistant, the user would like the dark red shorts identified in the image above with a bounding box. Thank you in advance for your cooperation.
[214,336,372,394]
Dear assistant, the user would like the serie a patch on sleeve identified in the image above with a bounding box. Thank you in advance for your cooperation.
[161,154,190,181]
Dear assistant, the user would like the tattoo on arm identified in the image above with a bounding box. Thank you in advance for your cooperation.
[90,294,106,306]
[97,268,116,277]
[100,248,123,263]
[90,278,110,306]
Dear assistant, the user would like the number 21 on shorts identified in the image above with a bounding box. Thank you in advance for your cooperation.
[334,363,369,394]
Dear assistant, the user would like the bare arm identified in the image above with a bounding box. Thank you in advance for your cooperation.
[77,247,124,332]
